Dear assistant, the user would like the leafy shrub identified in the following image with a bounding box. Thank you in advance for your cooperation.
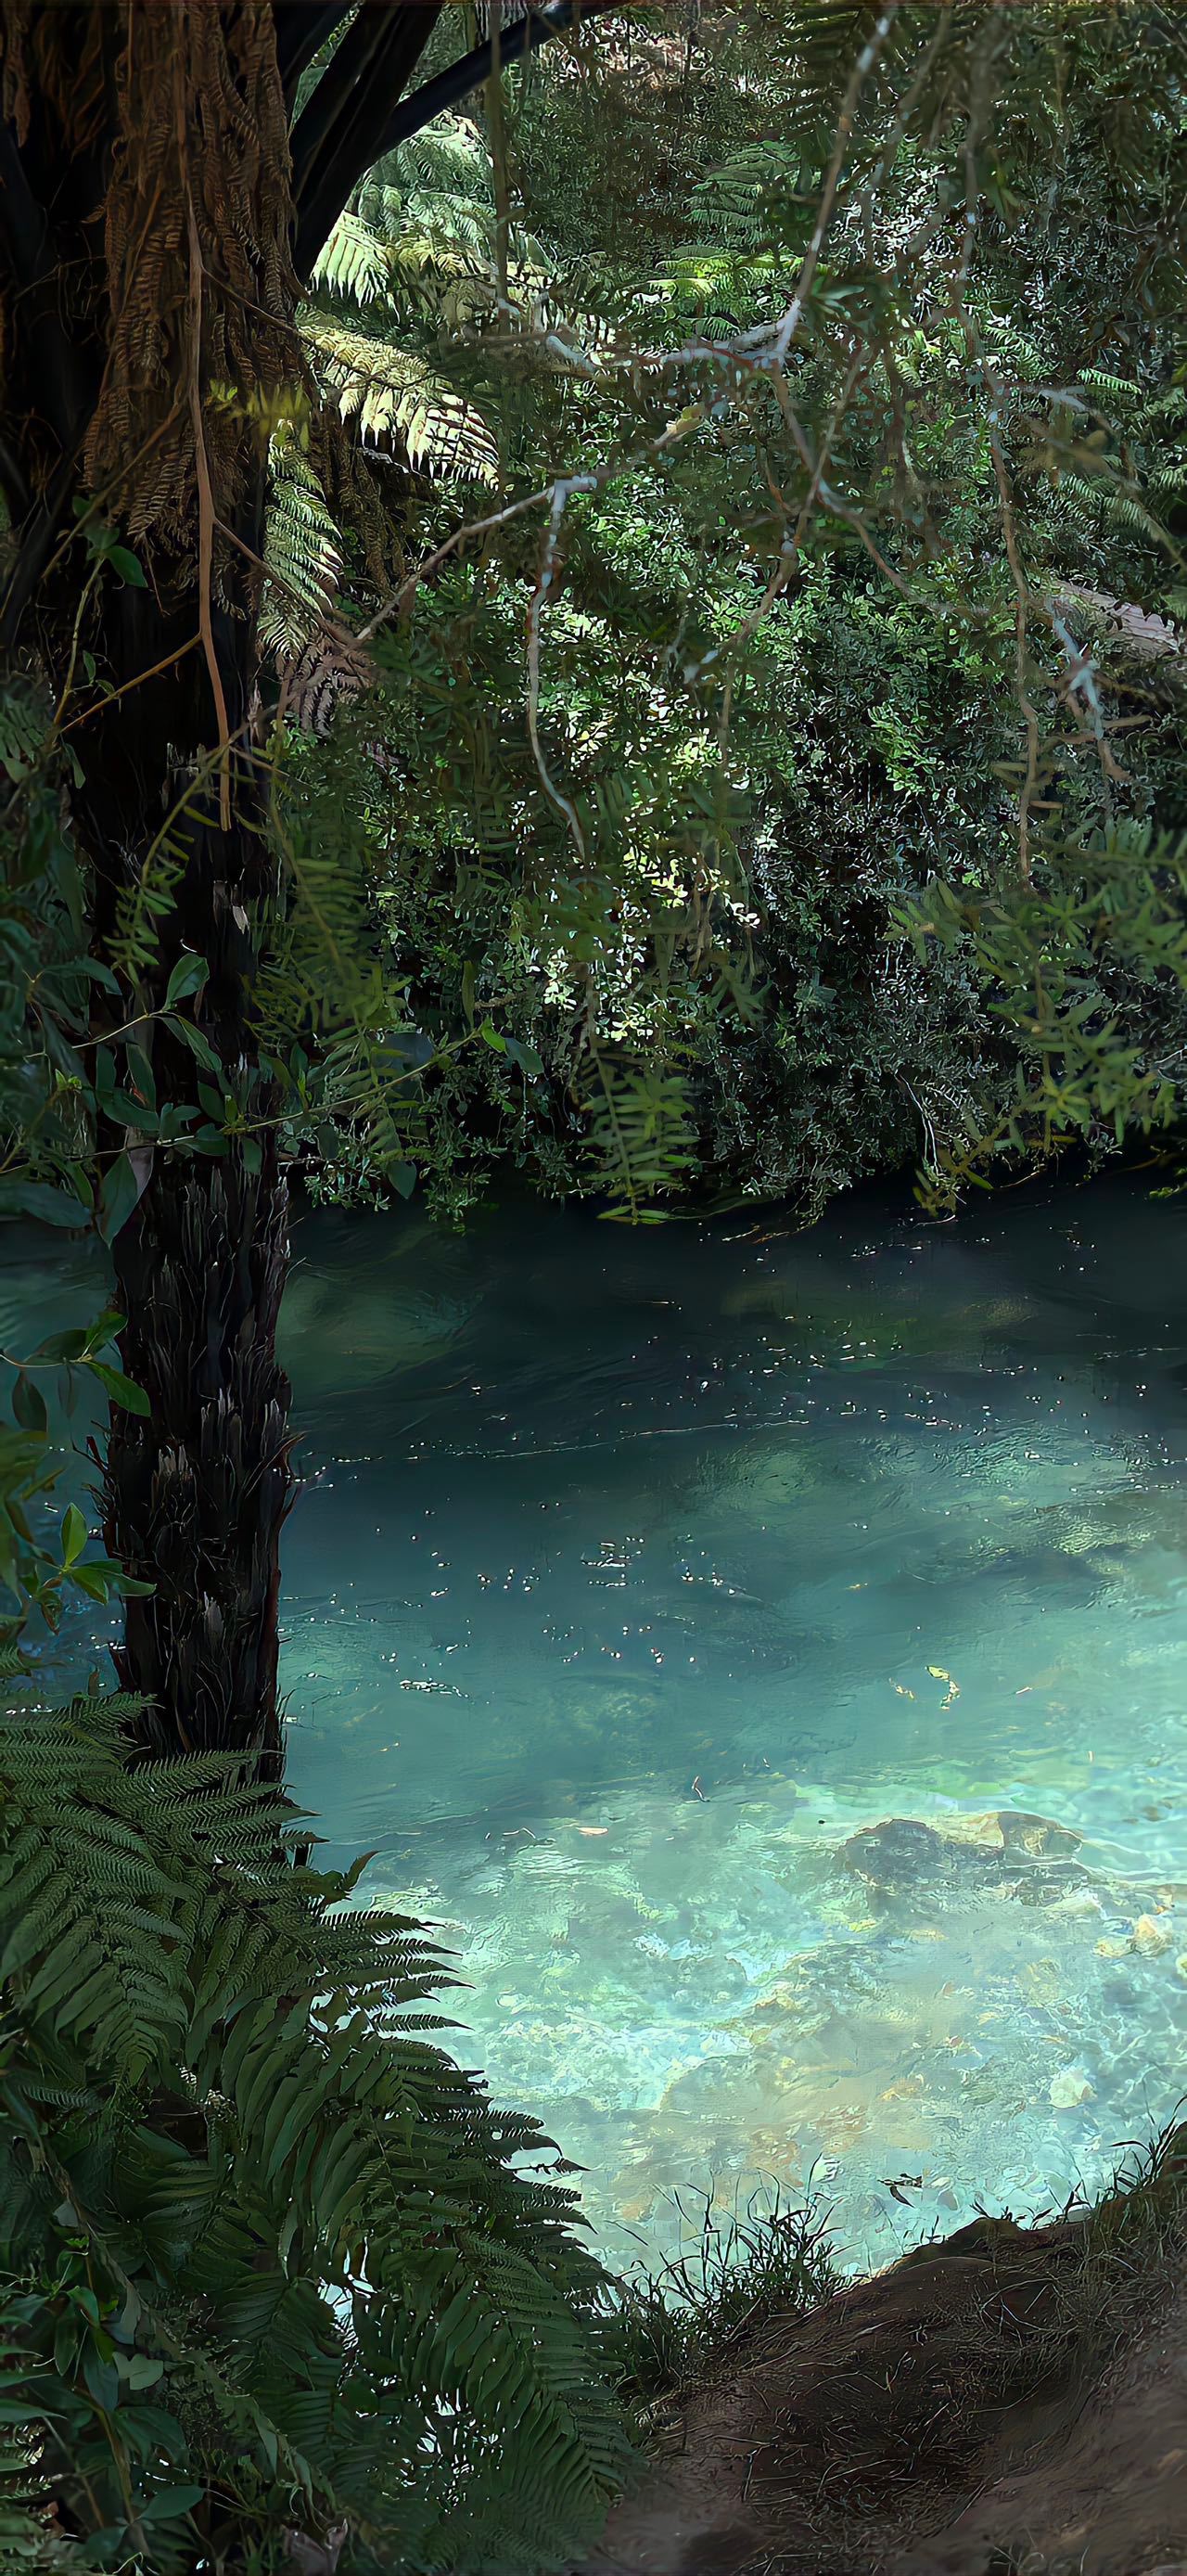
[276,5,1185,1224]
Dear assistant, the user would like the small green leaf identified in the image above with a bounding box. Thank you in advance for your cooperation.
[40,1014,85,1084]
[60,1504,86,1567]
[98,1150,147,1243]
[165,952,209,1007]
[81,2350,120,2411]
[69,1564,110,1602]
[86,1359,151,1417]
[11,1373,48,1436]
[503,1034,543,1077]
[83,1308,126,1355]
[479,1018,506,1053]
[124,1042,157,1109]
[30,1328,91,1364]
[107,544,147,587]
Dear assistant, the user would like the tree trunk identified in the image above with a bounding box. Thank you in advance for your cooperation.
[86,622,294,1769]
[1,0,607,1762]
[0,3,299,1762]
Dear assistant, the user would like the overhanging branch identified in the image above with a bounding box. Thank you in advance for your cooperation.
[274,2,356,110]
[292,0,619,281]
[290,2,444,282]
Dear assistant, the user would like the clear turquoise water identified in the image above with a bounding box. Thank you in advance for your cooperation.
[9,1176,1187,2272]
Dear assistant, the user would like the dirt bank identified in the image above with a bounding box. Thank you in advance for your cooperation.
[579,2136,1187,2576]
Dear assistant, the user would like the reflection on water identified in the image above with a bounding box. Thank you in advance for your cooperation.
[278,1178,1187,2267]
[10,1177,1187,2269]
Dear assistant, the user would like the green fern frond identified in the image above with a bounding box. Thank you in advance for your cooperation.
[583,1047,697,1220]
[0,1694,629,2567]
[261,429,345,665]
[302,314,499,481]
[309,210,394,308]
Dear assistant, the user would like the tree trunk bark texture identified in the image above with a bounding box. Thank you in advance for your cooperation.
[0,3,300,1762]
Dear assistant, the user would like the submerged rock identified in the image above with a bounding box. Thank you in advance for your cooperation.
[940,1810,1082,1861]
[1045,1886,1104,1920]
[1097,1913,1177,1960]
[840,1809,1082,1892]
[1049,2066,1095,2109]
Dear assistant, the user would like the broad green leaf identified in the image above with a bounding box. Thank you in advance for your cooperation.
[107,544,147,587]
[97,1150,147,1243]
[138,2486,205,2522]
[86,1359,151,1416]
[165,1012,220,1071]
[11,1373,48,1437]
[0,1180,88,1229]
[165,951,209,1006]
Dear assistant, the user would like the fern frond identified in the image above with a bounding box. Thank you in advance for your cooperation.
[302,313,499,481]
[0,1696,629,2564]
[261,428,344,665]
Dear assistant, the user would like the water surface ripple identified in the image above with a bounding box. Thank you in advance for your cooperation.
[276,1178,1187,2267]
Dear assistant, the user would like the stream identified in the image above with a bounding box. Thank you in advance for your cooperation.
[10,1173,1187,2273]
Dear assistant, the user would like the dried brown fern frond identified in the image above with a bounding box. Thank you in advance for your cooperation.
[0,0,106,151]
[0,0,33,143]
[83,2,304,567]
[278,626,377,738]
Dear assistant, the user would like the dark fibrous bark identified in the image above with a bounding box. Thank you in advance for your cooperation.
[0,3,299,1762]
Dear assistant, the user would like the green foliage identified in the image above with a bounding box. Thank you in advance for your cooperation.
[261,429,345,668]
[281,0,1185,1224]
[304,315,499,484]
[0,1690,629,2572]
[0,682,167,1638]
[896,820,1187,1206]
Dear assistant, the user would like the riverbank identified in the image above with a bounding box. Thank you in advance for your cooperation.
[583,2127,1187,2576]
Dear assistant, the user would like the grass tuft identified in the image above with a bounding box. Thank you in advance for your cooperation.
[603,2180,841,2416]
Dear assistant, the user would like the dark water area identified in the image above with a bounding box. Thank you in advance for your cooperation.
[9,1172,1187,2270]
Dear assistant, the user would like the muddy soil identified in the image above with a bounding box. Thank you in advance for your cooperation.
[576,2190,1187,2576]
